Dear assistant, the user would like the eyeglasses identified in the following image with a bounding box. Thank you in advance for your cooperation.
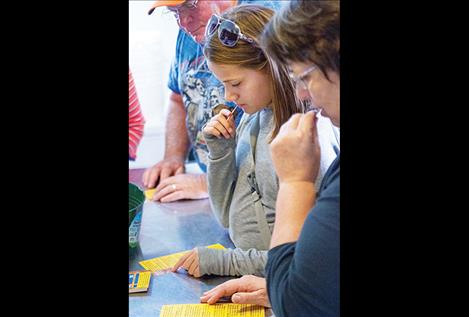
[289,65,318,90]
[205,14,255,47]
[165,0,198,19]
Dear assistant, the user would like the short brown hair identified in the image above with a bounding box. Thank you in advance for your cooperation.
[261,0,340,79]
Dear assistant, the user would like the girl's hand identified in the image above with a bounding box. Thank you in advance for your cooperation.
[203,109,236,139]
[171,248,201,277]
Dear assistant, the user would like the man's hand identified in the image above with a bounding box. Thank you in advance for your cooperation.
[151,173,208,203]
[270,111,321,184]
[200,275,270,307]
[171,248,201,277]
[142,157,185,189]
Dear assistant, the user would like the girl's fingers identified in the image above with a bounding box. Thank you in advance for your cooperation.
[206,115,234,139]
[171,252,191,272]
[213,121,232,139]
[188,259,199,276]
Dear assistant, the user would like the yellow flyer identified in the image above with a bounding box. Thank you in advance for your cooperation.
[139,244,226,272]
[129,270,152,293]
[144,188,156,200]
[159,303,265,317]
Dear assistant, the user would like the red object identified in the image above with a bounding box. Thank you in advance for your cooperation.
[129,69,145,160]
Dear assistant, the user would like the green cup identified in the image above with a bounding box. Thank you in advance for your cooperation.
[129,183,145,226]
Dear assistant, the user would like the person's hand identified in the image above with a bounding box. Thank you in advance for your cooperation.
[171,248,201,277]
[203,109,236,139]
[270,111,321,184]
[151,173,208,203]
[142,156,185,189]
[200,275,270,307]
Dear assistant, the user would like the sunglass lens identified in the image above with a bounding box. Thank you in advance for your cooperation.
[206,16,218,37]
[219,20,239,47]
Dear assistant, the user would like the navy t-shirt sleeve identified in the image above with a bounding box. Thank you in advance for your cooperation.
[266,158,340,317]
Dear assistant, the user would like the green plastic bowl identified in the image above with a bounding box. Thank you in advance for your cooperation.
[129,183,145,227]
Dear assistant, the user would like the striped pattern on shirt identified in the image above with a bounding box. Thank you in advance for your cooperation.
[129,69,145,160]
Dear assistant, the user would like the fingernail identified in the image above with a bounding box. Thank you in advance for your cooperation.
[232,294,240,302]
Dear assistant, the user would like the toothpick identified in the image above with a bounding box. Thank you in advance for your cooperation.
[227,104,239,120]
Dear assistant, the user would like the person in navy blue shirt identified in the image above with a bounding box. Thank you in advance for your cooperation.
[200,1,340,316]
[143,0,284,203]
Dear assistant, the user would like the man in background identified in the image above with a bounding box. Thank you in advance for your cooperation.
[143,0,283,202]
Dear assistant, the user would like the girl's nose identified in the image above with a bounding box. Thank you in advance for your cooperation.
[224,90,238,103]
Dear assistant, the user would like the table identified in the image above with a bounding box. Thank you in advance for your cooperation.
[129,169,272,316]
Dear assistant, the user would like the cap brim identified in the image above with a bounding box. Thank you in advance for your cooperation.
[148,0,186,15]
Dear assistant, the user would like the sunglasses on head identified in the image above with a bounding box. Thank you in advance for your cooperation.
[205,14,256,47]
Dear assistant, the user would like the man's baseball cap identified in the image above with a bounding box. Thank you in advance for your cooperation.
[148,0,185,15]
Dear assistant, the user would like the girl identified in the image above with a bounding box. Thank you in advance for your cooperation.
[171,4,339,278]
